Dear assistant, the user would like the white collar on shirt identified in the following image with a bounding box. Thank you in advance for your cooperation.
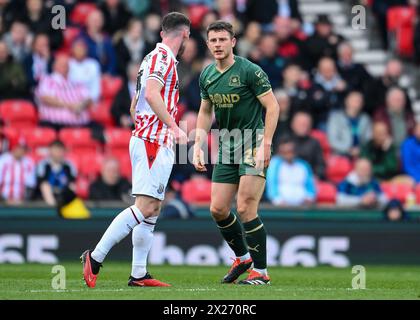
[157,42,178,64]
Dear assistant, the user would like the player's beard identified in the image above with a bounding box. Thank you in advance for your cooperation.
[177,40,186,59]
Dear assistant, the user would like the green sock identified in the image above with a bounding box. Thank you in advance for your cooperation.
[243,216,267,269]
[216,212,248,257]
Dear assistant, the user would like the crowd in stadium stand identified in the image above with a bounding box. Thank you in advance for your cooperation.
[0,0,420,216]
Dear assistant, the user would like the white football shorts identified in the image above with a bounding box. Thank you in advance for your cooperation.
[129,136,174,200]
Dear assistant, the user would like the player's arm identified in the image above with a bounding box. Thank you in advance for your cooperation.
[193,98,213,171]
[144,79,188,144]
[256,90,280,169]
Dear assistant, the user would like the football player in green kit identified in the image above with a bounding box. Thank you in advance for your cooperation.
[193,21,279,285]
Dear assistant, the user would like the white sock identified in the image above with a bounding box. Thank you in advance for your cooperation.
[91,206,145,263]
[253,268,268,276]
[238,252,251,262]
[131,216,157,279]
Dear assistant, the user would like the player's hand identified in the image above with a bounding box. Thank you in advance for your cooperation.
[193,146,207,172]
[173,126,189,145]
[255,142,271,170]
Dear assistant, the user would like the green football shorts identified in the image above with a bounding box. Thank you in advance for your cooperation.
[212,163,267,184]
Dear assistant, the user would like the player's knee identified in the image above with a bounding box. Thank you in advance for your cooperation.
[236,197,256,216]
[135,200,161,218]
[210,205,230,221]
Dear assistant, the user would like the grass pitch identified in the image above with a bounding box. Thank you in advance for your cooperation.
[0,262,419,300]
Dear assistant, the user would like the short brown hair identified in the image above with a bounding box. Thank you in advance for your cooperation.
[161,12,190,32]
[207,20,235,38]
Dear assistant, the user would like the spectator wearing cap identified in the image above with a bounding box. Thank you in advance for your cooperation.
[35,54,92,130]
[266,138,316,206]
[327,91,371,158]
[337,158,387,208]
[69,38,102,103]
[89,157,131,202]
[305,14,345,70]
[36,140,77,206]
[0,136,36,205]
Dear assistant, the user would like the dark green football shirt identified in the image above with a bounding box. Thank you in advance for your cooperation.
[199,56,272,164]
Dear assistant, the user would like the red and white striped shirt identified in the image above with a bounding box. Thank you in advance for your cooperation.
[132,43,179,148]
[35,73,90,126]
[0,153,36,201]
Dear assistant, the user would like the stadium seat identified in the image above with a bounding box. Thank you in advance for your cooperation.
[415,184,420,204]
[104,128,132,155]
[181,177,212,204]
[60,26,81,53]
[310,129,331,159]
[188,4,210,29]
[326,155,353,184]
[70,3,97,27]
[387,6,416,31]
[68,151,103,181]
[316,181,337,204]
[59,128,100,154]
[0,100,38,128]
[20,127,57,150]
[387,6,416,58]
[380,182,413,203]
[75,176,90,199]
[89,99,115,128]
[101,75,123,101]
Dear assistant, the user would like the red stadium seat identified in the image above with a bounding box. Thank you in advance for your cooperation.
[310,129,330,159]
[20,127,57,150]
[0,100,38,128]
[68,151,103,181]
[316,181,337,204]
[101,75,123,101]
[326,155,353,184]
[415,184,420,204]
[70,3,97,27]
[188,4,210,29]
[75,176,90,199]
[61,26,81,53]
[89,99,115,128]
[380,182,413,203]
[387,6,416,31]
[59,128,100,154]
[104,128,132,155]
[181,177,212,204]
[397,26,415,57]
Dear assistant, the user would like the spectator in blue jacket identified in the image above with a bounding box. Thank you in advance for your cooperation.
[337,158,387,208]
[401,122,420,183]
[266,138,316,206]
[79,9,117,75]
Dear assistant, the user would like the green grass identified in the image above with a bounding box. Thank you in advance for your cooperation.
[0,263,419,300]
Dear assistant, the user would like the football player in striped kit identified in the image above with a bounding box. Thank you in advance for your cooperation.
[81,12,190,288]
